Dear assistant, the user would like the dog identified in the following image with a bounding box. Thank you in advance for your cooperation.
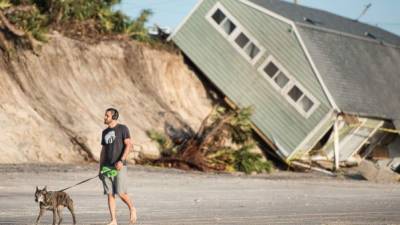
[34,186,76,225]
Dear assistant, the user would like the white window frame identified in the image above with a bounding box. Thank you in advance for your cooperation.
[206,2,265,65]
[258,55,320,118]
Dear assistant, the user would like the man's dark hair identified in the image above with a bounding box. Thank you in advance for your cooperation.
[106,108,119,120]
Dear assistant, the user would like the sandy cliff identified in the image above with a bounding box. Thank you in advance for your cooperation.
[0,32,212,163]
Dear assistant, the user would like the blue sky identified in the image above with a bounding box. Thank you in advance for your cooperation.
[115,0,400,36]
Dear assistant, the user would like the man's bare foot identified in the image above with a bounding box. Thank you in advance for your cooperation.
[107,220,118,225]
[129,210,137,224]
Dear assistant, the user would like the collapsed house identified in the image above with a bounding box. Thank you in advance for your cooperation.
[168,0,400,171]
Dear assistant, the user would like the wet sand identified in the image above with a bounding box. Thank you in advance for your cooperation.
[1,164,399,225]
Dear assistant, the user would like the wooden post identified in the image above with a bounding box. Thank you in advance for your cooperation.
[333,117,340,171]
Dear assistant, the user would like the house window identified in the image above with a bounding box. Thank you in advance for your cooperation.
[300,96,314,112]
[222,19,236,35]
[263,61,289,90]
[235,33,249,48]
[234,33,260,60]
[288,85,303,102]
[211,9,225,24]
[259,56,319,118]
[264,62,279,78]
[287,86,315,113]
[245,43,260,59]
[207,3,264,64]
[274,72,289,88]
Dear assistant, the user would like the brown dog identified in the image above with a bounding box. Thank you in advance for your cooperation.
[34,186,76,225]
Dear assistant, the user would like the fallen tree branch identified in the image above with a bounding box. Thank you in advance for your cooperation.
[198,112,234,152]
[3,5,36,15]
[0,11,25,36]
[153,157,205,171]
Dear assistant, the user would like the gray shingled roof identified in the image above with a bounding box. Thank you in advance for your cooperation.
[248,0,400,120]
[297,26,400,120]
[248,0,400,46]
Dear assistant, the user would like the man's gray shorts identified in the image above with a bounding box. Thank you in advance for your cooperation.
[101,166,128,195]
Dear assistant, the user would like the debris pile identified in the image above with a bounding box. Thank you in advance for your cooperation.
[145,106,272,174]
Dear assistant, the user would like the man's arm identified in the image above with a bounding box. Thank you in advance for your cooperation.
[121,138,132,162]
[115,138,131,170]
[99,146,106,171]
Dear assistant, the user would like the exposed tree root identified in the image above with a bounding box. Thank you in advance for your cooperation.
[0,5,41,55]
[146,106,271,174]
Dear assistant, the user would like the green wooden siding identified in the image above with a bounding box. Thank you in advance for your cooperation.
[288,111,335,160]
[172,0,332,157]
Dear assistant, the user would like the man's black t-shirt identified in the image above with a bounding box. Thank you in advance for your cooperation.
[101,124,130,166]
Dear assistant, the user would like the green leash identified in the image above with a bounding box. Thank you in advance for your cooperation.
[101,166,118,178]
[56,166,118,192]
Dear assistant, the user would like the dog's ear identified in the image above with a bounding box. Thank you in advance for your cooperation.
[43,186,47,192]
[36,186,38,191]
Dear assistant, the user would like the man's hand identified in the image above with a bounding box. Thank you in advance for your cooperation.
[115,161,124,171]
[98,167,104,180]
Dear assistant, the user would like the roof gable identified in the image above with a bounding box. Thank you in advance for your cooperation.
[246,0,400,120]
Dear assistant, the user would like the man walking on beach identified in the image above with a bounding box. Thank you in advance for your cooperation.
[99,108,137,225]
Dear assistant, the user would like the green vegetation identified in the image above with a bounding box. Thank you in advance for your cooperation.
[233,144,272,174]
[146,129,178,158]
[146,106,273,174]
[0,0,156,53]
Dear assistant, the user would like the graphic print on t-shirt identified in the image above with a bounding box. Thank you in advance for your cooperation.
[104,130,116,144]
